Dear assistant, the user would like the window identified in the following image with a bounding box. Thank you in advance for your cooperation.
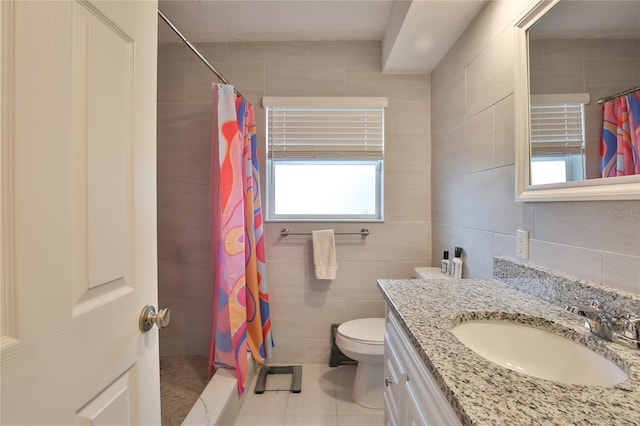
[263,97,387,222]
[530,93,589,184]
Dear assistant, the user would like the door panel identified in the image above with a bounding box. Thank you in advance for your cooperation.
[1,1,159,424]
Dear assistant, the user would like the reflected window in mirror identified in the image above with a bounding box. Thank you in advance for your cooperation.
[530,94,588,184]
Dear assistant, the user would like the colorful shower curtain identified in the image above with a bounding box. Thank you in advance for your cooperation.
[209,83,274,394]
[600,93,640,177]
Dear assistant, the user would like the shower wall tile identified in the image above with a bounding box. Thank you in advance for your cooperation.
[158,143,186,182]
[185,143,210,183]
[193,43,229,64]
[185,62,266,103]
[184,63,218,103]
[157,62,185,103]
[157,103,212,144]
[158,40,431,362]
[212,63,266,98]
[157,181,209,220]
[157,218,211,266]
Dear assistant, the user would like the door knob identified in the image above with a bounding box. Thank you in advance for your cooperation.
[139,305,171,332]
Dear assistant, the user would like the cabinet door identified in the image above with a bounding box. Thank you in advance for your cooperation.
[405,379,430,426]
[384,333,405,426]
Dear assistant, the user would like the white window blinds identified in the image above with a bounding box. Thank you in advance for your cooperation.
[529,94,588,155]
[263,97,387,159]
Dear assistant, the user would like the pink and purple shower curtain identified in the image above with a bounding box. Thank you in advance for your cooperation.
[209,84,274,394]
[601,93,640,177]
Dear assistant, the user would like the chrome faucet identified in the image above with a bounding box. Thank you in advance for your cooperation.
[565,299,640,349]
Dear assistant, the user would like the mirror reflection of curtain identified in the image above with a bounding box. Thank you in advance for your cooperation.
[601,93,640,177]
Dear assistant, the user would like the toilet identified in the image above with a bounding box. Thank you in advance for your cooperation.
[335,317,386,409]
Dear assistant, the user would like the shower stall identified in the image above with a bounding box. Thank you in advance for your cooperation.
[156,34,216,425]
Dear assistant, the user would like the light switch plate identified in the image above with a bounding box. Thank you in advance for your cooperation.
[516,229,529,260]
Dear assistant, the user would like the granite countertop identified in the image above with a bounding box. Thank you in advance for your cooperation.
[377,278,640,425]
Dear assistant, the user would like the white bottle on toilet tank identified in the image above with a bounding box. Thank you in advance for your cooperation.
[451,247,463,279]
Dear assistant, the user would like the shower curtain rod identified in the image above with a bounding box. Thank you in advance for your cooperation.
[158,9,243,98]
[597,85,640,104]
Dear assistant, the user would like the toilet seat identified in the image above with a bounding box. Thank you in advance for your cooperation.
[337,318,385,345]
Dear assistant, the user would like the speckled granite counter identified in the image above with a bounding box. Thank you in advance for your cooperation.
[377,277,640,425]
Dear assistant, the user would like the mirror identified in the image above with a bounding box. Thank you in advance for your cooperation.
[515,0,640,201]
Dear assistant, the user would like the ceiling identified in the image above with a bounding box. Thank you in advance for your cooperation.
[157,0,488,74]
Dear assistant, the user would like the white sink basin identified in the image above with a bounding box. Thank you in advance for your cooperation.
[451,319,628,386]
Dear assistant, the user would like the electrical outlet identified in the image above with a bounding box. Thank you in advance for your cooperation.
[516,229,529,260]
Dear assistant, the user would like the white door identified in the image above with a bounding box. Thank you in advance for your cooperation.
[1,0,160,424]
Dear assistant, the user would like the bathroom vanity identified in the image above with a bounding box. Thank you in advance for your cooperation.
[378,261,640,425]
[384,308,460,425]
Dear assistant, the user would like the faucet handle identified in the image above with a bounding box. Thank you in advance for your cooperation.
[622,314,640,340]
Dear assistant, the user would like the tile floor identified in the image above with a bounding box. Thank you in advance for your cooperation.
[235,363,384,426]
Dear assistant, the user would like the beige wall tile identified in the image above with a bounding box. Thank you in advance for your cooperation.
[228,41,307,64]
[307,41,380,72]
[431,64,466,136]
[533,202,640,257]
[265,63,345,96]
[529,240,604,284]
[466,29,514,118]
[345,72,429,103]
[490,0,536,39]
[604,252,640,295]
[493,95,515,167]
[463,166,521,234]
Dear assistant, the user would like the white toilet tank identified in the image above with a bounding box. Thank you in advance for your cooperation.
[413,266,452,279]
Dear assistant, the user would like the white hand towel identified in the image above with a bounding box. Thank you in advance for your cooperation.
[312,229,338,280]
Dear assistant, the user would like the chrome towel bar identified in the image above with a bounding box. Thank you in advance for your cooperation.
[280,228,369,238]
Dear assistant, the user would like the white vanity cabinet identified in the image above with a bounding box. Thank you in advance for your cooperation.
[384,309,462,426]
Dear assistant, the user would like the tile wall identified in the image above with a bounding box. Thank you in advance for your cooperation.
[157,40,432,360]
[431,1,640,294]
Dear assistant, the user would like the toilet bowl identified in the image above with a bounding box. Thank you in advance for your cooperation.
[335,317,385,409]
